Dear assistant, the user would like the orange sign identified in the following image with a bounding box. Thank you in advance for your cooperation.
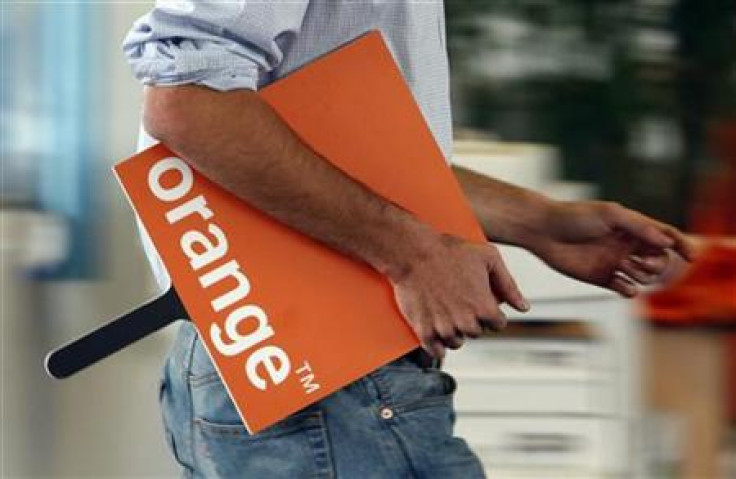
[114,31,484,433]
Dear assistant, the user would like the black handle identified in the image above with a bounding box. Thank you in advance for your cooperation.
[45,286,189,379]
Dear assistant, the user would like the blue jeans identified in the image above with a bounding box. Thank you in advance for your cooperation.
[159,323,485,478]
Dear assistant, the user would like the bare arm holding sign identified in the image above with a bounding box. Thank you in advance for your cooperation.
[144,86,528,359]
[145,86,694,359]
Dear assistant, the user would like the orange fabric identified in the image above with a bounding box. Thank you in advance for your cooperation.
[114,32,484,433]
[644,123,736,325]
[645,244,736,324]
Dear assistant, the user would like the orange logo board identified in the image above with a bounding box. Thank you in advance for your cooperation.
[114,31,484,433]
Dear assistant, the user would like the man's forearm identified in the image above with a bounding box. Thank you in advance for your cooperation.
[453,166,553,249]
[144,85,435,279]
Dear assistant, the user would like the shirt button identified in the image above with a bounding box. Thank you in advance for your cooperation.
[380,407,394,420]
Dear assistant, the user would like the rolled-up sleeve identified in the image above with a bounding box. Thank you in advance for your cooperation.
[122,1,309,91]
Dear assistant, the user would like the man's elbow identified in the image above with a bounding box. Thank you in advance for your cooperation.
[142,86,197,146]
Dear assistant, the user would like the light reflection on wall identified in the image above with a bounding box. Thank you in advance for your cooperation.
[2,3,104,278]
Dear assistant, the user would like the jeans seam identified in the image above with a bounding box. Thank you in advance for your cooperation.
[160,362,195,476]
[182,328,198,472]
[193,411,323,438]
[369,367,395,408]
[392,394,453,415]
[306,411,335,478]
[188,370,221,388]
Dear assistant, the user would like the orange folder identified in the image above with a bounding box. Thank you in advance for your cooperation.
[114,31,485,433]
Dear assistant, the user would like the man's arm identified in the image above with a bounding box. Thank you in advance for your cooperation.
[454,166,696,296]
[144,86,528,357]
[453,166,553,248]
[146,85,426,279]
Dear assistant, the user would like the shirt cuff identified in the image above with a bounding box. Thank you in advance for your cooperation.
[127,39,260,91]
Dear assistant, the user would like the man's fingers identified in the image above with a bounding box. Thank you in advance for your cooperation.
[458,315,483,339]
[663,228,698,262]
[628,252,668,275]
[477,295,508,330]
[479,314,506,332]
[441,335,465,350]
[604,204,673,249]
[644,219,696,262]
[604,203,696,262]
[435,323,464,350]
[486,251,529,313]
[609,272,639,297]
[620,258,660,285]
[422,339,446,359]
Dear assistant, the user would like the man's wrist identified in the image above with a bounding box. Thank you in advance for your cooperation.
[454,166,558,251]
[371,216,442,282]
[486,190,557,251]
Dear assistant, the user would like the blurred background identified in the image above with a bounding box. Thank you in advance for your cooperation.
[1,1,734,477]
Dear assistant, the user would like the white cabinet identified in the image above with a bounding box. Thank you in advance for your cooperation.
[457,417,623,473]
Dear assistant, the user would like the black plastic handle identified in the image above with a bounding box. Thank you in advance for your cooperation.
[45,286,189,379]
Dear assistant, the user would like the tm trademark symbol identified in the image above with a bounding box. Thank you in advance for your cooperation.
[296,361,320,394]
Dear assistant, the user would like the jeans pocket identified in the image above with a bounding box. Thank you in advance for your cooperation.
[377,365,482,474]
[378,363,458,413]
[193,408,333,478]
[195,406,323,440]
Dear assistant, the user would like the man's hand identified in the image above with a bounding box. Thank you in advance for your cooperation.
[454,167,696,297]
[529,201,697,297]
[390,234,529,359]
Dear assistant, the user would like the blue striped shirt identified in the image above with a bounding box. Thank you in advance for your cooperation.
[123,0,452,157]
[122,0,452,291]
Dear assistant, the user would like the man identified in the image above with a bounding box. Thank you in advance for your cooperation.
[123,2,693,477]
